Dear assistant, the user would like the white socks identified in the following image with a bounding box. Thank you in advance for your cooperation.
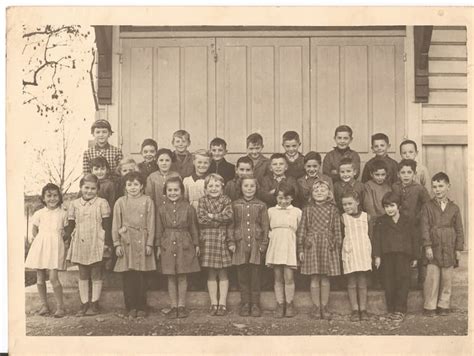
[285,283,295,303]
[218,279,229,306]
[92,280,103,302]
[78,280,89,304]
[207,280,218,305]
[274,281,285,304]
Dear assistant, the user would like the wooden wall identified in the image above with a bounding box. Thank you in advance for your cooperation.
[423,145,469,242]
[120,35,406,167]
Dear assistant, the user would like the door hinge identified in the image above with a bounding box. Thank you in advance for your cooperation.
[116,52,123,64]
[403,52,407,62]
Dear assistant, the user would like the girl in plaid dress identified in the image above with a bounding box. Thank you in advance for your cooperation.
[197,174,235,316]
[266,182,302,318]
[297,179,342,320]
[340,190,373,322]
[65,174,112,317]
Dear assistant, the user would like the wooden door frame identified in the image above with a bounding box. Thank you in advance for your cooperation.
[110,26,418,158]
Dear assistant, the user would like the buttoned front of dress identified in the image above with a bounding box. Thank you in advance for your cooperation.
[230,198,270,266]
[156,198,200,275]
[67,197,111,265]
[112,195,156,272]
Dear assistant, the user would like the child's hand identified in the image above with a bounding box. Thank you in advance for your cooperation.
[195,246,200,257]
[299,252,304,262]
[145,246,152,256]
[208,213,214,219]
[425,247,433,261]
[229,245,236,254]
[116,245,124,257]
[156,247,161,259]
[410,260,418,268]
[374,257,381,269]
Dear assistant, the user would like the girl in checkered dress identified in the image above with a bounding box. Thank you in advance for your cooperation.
[266,182,302,318]
[65,174,112,317]
[297,179,342,320]
[197,174,235,316]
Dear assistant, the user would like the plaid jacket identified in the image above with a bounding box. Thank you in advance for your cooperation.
[83,143,123,175]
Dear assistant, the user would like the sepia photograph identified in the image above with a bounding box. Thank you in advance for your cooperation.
[6,6,473,355]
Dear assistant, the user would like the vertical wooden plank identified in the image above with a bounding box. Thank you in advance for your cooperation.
[372,45,396,152]
[222,45,248,152]
[120,40,131,156]
[279,45,304,148]
[395,39,406,146]
[250,46,275,153]
[129,46,153,154]
[182,45,210,151]
[424,146,446,176]
[344,45,369,153]
[154,46,180,147]
[313,44,340,153]
[463,146,468,243]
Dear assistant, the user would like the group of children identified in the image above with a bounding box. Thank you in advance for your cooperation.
[25,120,464,323]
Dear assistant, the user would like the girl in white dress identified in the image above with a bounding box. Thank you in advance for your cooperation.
[266,182,302,318]
[25,183,68,317]
[341,190,373,321]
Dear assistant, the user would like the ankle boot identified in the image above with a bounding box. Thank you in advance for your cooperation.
[274,303,285,318]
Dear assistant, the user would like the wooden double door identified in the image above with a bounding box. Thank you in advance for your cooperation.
[121,36,405,163]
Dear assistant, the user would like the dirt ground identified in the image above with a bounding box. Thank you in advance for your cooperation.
[26,306,467,336]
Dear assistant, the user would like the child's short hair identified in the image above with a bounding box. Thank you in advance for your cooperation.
[141,138,158,152]
[369,159,388,174]
[304,151,322,165]
[371,133,390,145]
[275,181,296,200]
[80,174,100,188]
[210,137,227,150]
[193,149,211,160]
[341,190,360,203]
[398,159,417,172]
[204,173,225,189]
[163,176,185,195]
[432,172,450,184]
[116,158,137,175]
[270,153,288,164]
[90,156,110,171]
[339,157,355,170]
[282,131,300,143]
[236,156,254,169]
[172,129,191,144]
[311,179,334,200]
[246,133,264,147]
[239,174,259,193]
[399,139,418,153]
[40,183,63,206]
[123,171,146,187]
[156,148,174,162]
[334,125,353,137]
[90,119,113,134]
[382,191,401,207]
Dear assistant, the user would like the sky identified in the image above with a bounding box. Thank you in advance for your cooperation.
[22,25,97,195]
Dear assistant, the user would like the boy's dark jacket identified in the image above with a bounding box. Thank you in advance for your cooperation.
[373,214,419,259]
[208,158,235,185]
[421,198,464,267]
